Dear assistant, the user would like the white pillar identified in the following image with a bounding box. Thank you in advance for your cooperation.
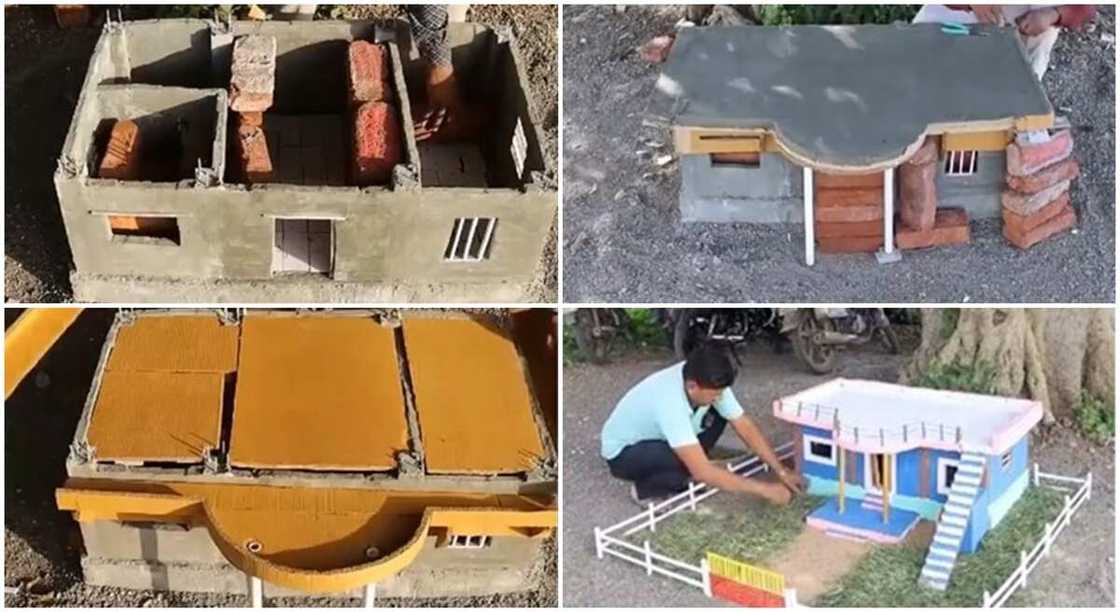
[803,167,815,266]
[248,575,263,608]
[882,166,895,253]
[363,583,377,608]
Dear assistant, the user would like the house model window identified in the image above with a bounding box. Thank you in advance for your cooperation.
[710,152,761,168]
[937,457,960,496]
[446,534,491,549]
[1000,450,1013,471]
[944,150,978,176]
[107,215,181,246]
[802,434,836,466]
[272,219,333,276]
[444,217,496,262]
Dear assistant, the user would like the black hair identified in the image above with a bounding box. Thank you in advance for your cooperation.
[682,344,738,389]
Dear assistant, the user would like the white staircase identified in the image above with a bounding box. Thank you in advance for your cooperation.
[919,450,986,591]
[861,490,884,513]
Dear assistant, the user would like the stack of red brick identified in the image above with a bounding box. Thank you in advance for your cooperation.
[1002,130,1079,249]
[896,137,970,250]
[814,172,886,254]
[347,41,402,186]
[99,119,143,180]
[231,34,277,184]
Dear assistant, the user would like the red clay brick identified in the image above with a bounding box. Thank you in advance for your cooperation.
[1006,158,1079,194]
[898,137,939,231]
[55,5,91,28]
[814,172,883,189]
[1001,180,1069,216]
[816,187,882,208]
[896,208,970,250]
[639,35,676,64]
[816,204,883,223]
[352,101,402,186]
[1003,192,1071,237]
[1003,204,1076,249]
[817,235,883,254]
[239,111,264,128]
[99,120,143,180]
[237,125,273,184]
[348,41,391,105]
[814,220,884,239]
[1006,130,1073,177]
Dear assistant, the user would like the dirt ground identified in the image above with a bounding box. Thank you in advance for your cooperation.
[562,5,1116,303]
[561,334,1115,606]
[3,309,558,607]
[3,4,558,303]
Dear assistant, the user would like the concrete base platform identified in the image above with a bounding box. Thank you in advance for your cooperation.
[70,272,539,303]
[79,520,542,599]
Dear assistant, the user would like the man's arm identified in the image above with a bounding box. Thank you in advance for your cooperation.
[672,444,791,505]
[728,414,805,493]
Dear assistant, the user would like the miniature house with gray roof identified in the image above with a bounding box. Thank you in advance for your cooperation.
[774,379,1043,591]
[55,17,555,302]
[659,24,1074,263]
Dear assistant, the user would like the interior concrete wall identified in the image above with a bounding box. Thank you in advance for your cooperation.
[680,152,803,223]
[79,522,542,598]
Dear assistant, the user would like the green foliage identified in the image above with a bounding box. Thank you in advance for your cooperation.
[561,320,586,365]
[913,360,998,395]
[817,487,1064,607]
[622,308,669,348]
[1073,391,1115,444]
[755,5,920,26]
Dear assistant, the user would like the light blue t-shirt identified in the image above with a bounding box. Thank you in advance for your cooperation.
[600,362,745,460]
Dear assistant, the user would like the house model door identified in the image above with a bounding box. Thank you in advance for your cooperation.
[864,452,896,495]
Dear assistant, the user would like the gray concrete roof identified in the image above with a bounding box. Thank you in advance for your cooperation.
[661,24,1052,170]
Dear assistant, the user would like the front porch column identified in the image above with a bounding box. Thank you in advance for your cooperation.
[882,167,895,254]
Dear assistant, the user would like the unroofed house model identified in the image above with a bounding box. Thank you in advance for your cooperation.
[55,17,555,302]
[57,310,556,599]
[774,379,1043,591]
[659,24,1079,264]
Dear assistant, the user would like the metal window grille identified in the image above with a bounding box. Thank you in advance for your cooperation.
[944,150,978,176]
[443,217,496,262]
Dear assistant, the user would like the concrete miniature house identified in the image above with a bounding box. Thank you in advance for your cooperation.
[55,18,555,301]
[57,309,556,599]
[774,379,1043,590]
[659,24,1062,263]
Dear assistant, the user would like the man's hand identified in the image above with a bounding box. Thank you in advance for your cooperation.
[776,467,806,495]
[1017,8,1060,37]
[970,5,1005,25]
[754,480,792,506]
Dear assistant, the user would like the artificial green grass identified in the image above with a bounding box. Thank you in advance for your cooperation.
[628,494,826,565]
[815,486,1065,607]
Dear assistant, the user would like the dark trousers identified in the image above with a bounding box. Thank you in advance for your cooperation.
[607,412,727,500]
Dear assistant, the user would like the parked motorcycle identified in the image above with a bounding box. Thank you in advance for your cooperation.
[779,308,900,374]
[670,308,782,360]
[571,308,630,364]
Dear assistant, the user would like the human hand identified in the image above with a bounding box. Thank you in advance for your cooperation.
[777,467,806,495]
[1017,8,1060,36]
[757,480,792,506]
[412,105,482,143]
[970,5,1005,25]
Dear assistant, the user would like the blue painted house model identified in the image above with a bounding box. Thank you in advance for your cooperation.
[774,379,1043,591]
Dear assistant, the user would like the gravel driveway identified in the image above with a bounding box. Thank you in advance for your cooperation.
[561,340,1114,606]
[561,5,1115,303]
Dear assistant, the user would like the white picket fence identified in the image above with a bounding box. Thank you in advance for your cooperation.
[980,465,1093,608]
[593,442,799,603]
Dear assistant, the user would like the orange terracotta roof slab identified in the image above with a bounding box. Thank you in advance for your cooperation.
[107,315,239,373]
[229,316,409,471]
[87,370,225,463]
[403,318,546,474]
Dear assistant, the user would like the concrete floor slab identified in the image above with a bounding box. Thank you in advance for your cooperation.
[87,370,225,463]
[228,315,409,471]
[106,315,239,373]
[402,319,546,474]
[662,24,1052,170]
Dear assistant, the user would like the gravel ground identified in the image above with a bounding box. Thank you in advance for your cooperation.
[4,309,557,608]
[3,4,558,303]
[562,6,1115,303]
[561,335,1114,606]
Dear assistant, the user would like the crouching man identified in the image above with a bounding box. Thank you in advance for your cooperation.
[600,344,804,505]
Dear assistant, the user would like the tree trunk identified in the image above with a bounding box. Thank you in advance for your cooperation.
[901,309,1114,424]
